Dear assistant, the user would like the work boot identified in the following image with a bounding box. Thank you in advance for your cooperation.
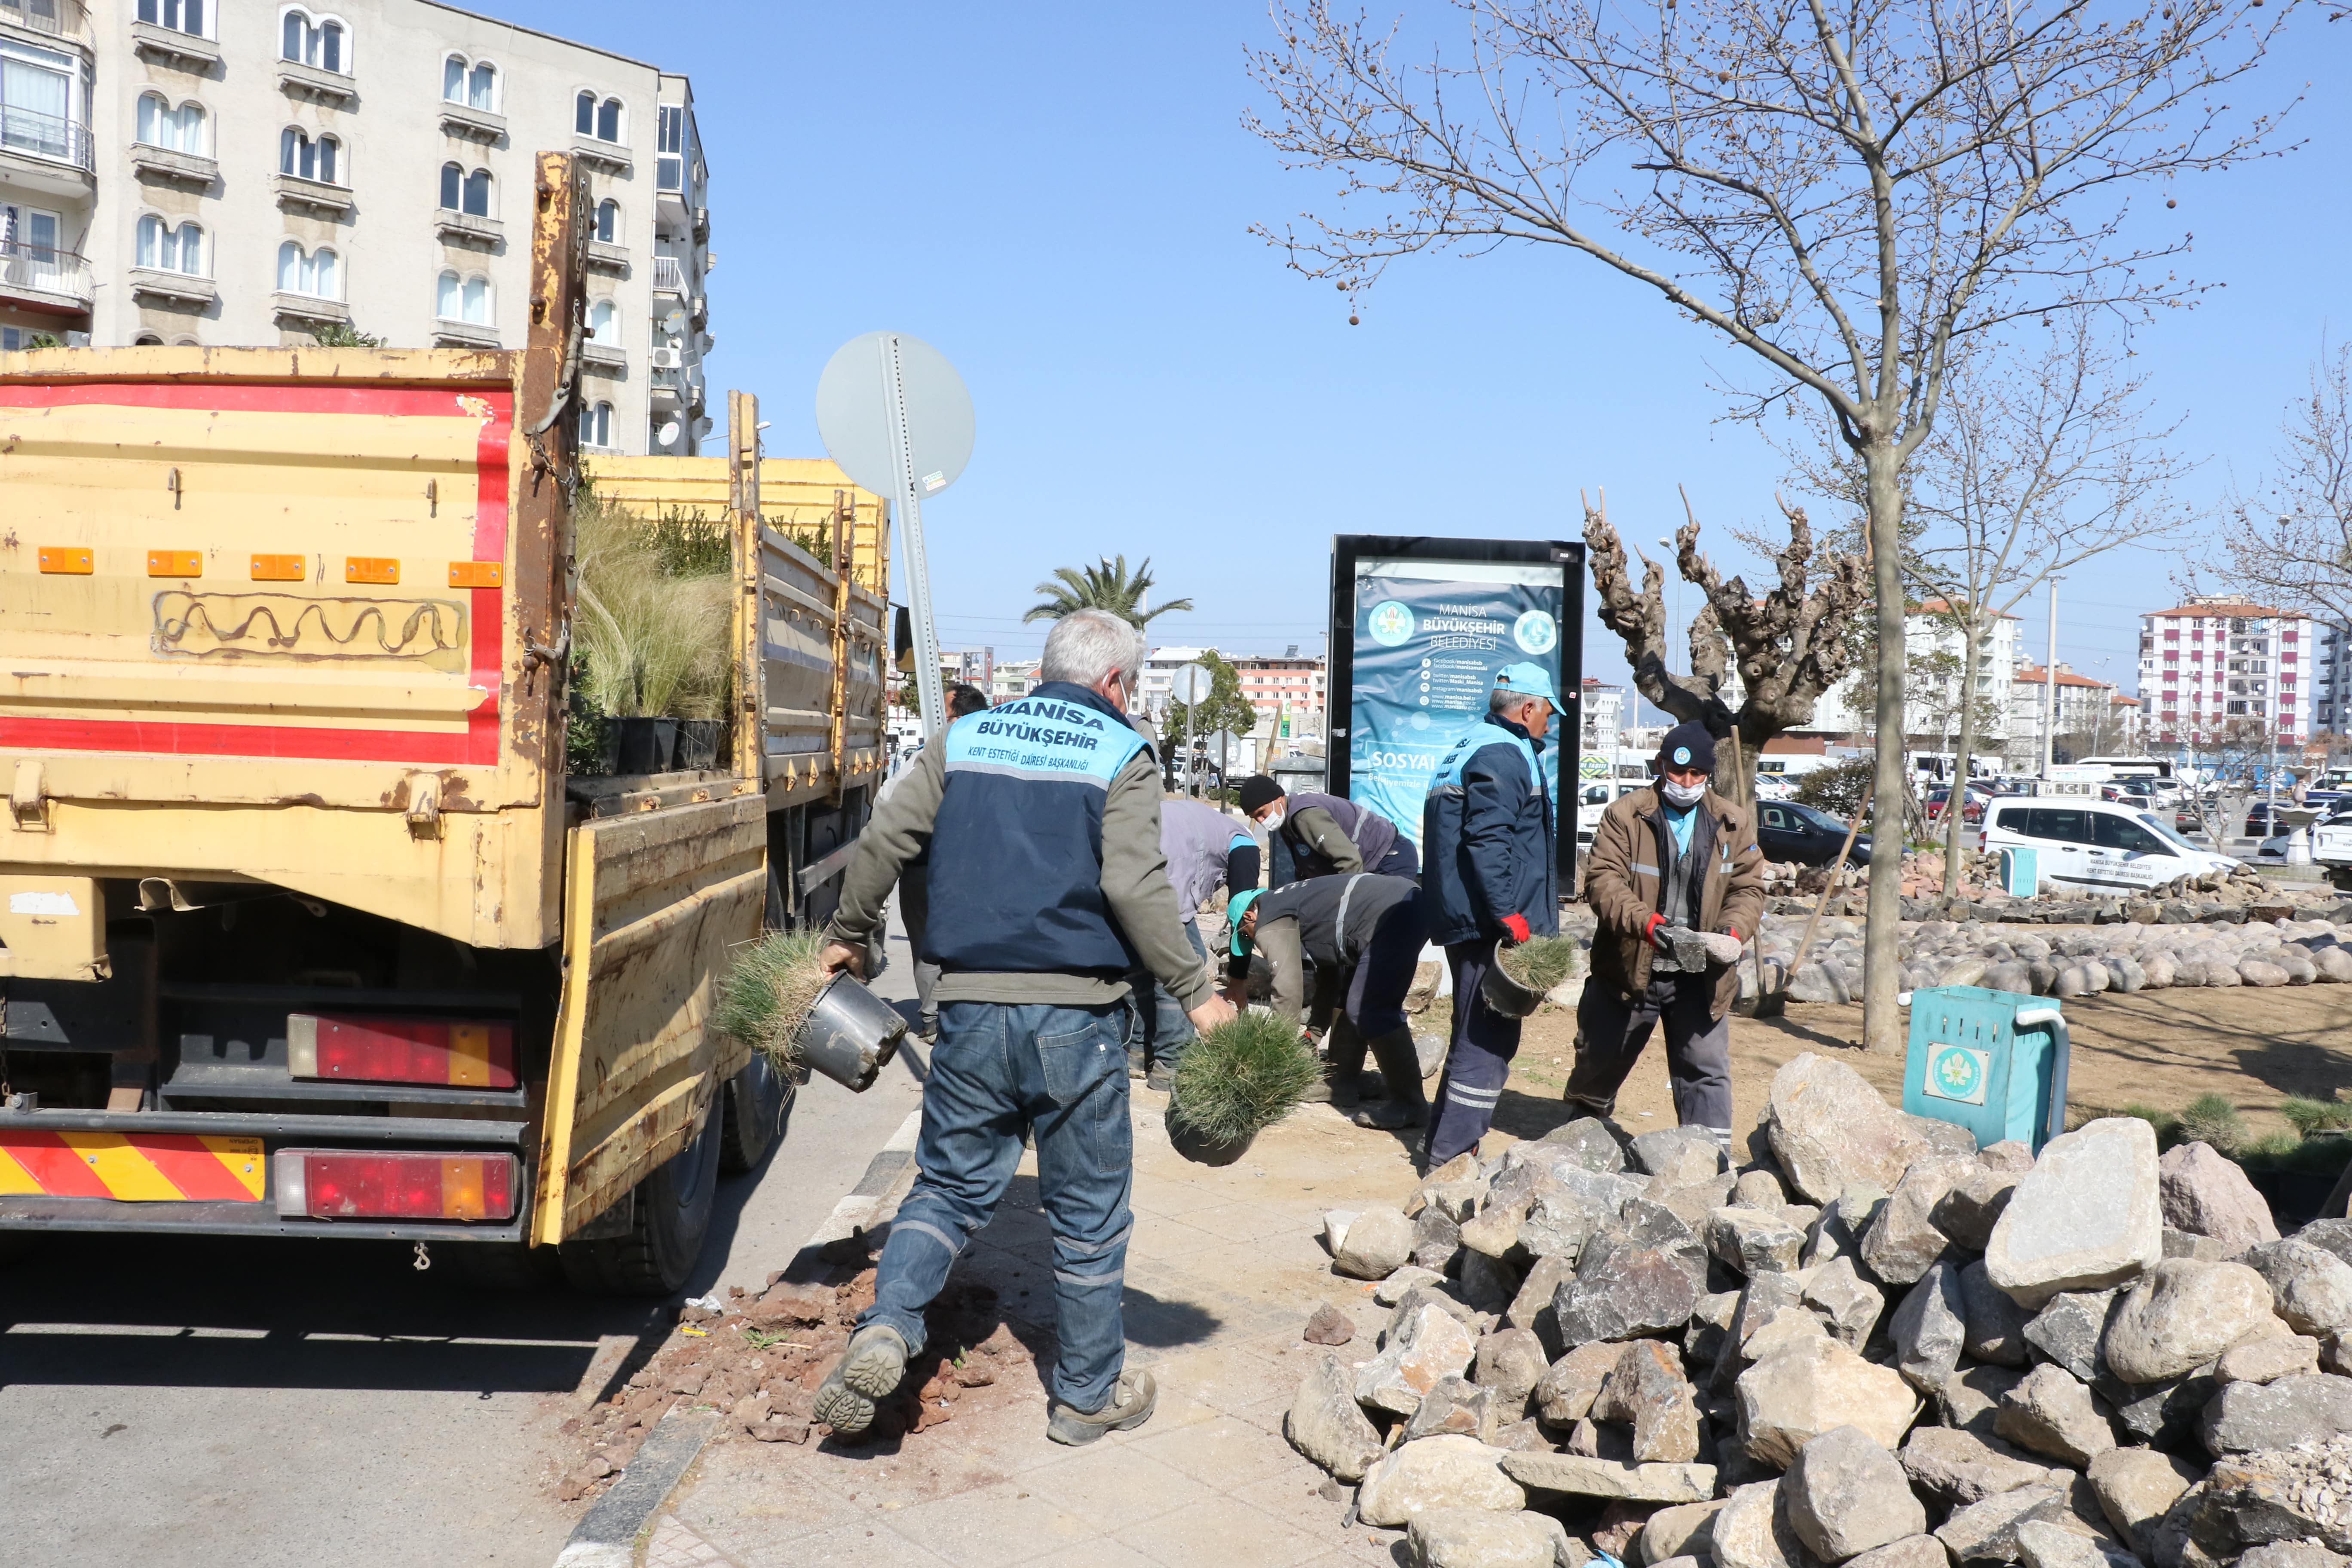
[1046,1368,1158,1446]
[917,1013,939,1044]
[1349,1028,1427,1130]
[1145,1062,1173,1093]
[812,1324,908,1436]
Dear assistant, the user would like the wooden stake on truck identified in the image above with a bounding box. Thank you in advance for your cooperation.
[0,153,880,1293]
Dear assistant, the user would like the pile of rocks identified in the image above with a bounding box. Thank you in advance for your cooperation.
[1286,1053,2352,1568]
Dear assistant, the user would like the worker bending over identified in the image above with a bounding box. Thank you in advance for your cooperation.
[1225,873,1429,1130]
[1237,776,1420,886]
[1567,720,1763,1160]
[1129,796,1260,1088]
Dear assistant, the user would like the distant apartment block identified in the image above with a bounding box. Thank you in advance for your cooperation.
[2138,596,2317,747]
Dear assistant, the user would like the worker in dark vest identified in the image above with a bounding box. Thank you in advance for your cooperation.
[1236,776,1420,886]
[1127,796,1260,1089]
[1566,720,1763,1161]
[813,609,1236,1446]
[1419,662,1560,1171]
[1226,875,1430,1130]
[889,682,993,1041]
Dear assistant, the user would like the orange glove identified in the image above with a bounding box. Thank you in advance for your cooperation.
[1644,913,1670,952]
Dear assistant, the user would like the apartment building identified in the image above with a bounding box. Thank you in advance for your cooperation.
[988,658,1038,705]
[1579,678,1624,754]
[2009,663,2138,761]
[0,0,710,453]
[2138,596,2318,748]
[1800,599,2019,745]
[1230,652,1326,734]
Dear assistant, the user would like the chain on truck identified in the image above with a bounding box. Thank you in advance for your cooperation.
[0,153,890,1292]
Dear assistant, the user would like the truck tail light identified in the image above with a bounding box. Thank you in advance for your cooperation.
[273,1150,519,1222]
[287,1014,517,1089]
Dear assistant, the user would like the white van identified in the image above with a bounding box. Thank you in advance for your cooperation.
[1576,777,1644,848]
[1980,797,2236,895]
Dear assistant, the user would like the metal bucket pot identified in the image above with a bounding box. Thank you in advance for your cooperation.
[793,972,906,1093]
[1167,1107,1257,1167]
[1480,939,1546,1019]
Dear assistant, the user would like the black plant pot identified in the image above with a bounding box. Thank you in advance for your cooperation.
[1167,1107,1259,1167]
[615,717,678,775]
[673,718,723,772]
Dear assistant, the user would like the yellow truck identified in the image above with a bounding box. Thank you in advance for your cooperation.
[0,155,890,1291]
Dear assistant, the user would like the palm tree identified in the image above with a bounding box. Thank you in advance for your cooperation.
[1022,554,1194,628]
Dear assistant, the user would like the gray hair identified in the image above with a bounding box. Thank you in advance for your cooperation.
[1039,607,1145,689]
[1490,687,1546,717]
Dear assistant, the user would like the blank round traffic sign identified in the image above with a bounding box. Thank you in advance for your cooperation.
[814,331,975,501]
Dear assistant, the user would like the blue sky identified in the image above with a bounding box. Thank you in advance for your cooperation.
[506,0,2348,717]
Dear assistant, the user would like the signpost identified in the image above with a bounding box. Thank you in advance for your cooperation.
[1170,662,1212,798]
[815,331,975,739]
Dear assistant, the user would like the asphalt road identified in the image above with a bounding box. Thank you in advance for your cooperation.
[0,902,930,1568]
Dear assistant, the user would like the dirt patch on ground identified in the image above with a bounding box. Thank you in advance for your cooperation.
[1429,983,2352,1150]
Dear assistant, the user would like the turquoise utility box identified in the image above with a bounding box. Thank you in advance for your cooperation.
[2000,846,2040,897]
[1903,986,2071,1153]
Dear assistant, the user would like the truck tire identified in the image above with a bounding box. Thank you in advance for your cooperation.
[560,1108,722,1295]
[718,1051,793,1173]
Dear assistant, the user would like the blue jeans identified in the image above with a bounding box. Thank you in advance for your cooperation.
[855,998,1136,1411]
[1131,920,1209,1072]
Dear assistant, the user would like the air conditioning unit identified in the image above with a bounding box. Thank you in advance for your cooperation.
[649,347,682,370]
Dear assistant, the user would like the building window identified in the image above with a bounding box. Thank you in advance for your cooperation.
[435,269,490,325]
[136,0,205,36]
[438,162,491,217]
[279,127,340,184]
[135,93,206,155]
[276,239,339,298]
[579,399,613,449]
[575,90,623,143]
[594,198,619,244]
[133,333,164,345]
[4,202,62,263]
[588,298,617,343]
[441,54,497,111]
[281,9,346,73]
[136,214,204,274]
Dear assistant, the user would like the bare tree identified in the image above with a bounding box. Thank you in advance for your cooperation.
[1585,492,1867,802]
[1249,0,2291,1046]
[2221,343,2352,626]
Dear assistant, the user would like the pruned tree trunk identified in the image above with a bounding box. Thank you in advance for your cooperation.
[1864,447,1908,1054]
[1943,616,1984,897]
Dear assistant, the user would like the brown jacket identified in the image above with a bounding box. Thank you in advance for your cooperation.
[1584,784,1765,1020]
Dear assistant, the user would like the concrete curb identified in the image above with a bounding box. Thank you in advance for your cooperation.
[550,1104,926,1567]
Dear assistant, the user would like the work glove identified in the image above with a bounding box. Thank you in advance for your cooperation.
[1499,913,1532,944]
[1643,913,1671,952]
[1701,931,1747,967]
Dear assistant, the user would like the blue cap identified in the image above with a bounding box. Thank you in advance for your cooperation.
[1493,662,1559,703]
[1226,888,1265,958]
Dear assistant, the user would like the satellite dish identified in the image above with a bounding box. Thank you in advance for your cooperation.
[815,331,974,500]
[658,420,682,446]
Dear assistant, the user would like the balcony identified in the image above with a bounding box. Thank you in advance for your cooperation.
[0,105,94,193]
[582,339,626,374]
[128,267,215,307]
[650,254,686,296]
[437,102,504,143]
[273,172,353,217]
[270,291,348,326]
[430,319,499,349]
[585,239,628,275]
[0,238,90,311]
[130,18,217,71]
[0,0,90,44]
[569,138,629,177]
[130,140,216,189]
[278,58,355,107]
[433,209,502,249]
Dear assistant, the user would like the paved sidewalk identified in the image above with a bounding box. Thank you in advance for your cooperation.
[646,1088,1442,1568]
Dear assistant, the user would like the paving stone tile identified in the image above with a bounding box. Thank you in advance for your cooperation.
[1180,1202,1313,1244]
[1017,1541,1163,1568]
[646,1513,741,1568]
[1130,1211,1228,1259]
[1113,1495,1335,1568]
[1228,1461,1355,1529]
[882,1480,1101,1568]
[1017,1443,1215,1530]
[673,1446,867,1546]
[1127,1412,1312,1491]
[1147,1342,1293,1416]
[717,1519,954,1568]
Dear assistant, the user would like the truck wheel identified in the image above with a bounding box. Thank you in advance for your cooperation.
[561,1108,722,1296]
[718,1051,793,1173]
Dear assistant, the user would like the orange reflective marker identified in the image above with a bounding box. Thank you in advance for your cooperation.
[148,550,202,578]
[37,547,92,575]
[251,554,306,581]
[447,560,503,588]
[346,557,399,585]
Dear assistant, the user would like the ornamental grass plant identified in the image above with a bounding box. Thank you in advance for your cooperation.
[711,931,833,1074]
[1497,934,1582,994]
[1168,1011,1320,1147]
[573,497,732,721]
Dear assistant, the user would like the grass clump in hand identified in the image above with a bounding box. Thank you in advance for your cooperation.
[712,931,833,1073]
[1497,935,1582,994]
[1169,1011,1320,1146]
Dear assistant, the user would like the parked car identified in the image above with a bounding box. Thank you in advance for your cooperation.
[1982,798,2238,894]
[1926,787,1988,824]
[2244,801,2292,837]
[1756,800,1874,867]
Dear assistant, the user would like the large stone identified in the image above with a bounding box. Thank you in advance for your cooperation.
[1304,1302,1357,1346]
[2297,1218,2352,1268]
[1842,1539,1948,1568]
[1359,1302,1480,1416]
[2158,1142,2282,1248]
[1498,1451,1718,1503]
[1736,1335,1922,1469]
[1357,1435,1529,1528]
[1985,1119,2164,1311]
[2085,1448,2202,1561]
[1393,1280,1488,1338]
[1464,1251,1523,1315]
[1738,1167,1794,1209]
[1475,1328,1551,1420]
[1541,1117,1630,1173]
[1861,1156,1972,1286]
[1890,1261,1970,1392]
[1406,1507,1583,1568]
[2015,1519,2141,1568]
[1641,1500,1729,1566]
[1463,1200,1534,1261]
[1592,1339,1701,1464]
[1767,1054,1934,1206]
[1939,1363,2030,1439]
[1712,1480,1814,1568]
[1653,1172,1741,1234]
[1744,1306,1834,1367]
[1404,1376,1497,1443]
[2239,1547,2352,1568]
[1936,1165,2024,1252]
[1711,1206,1810,1277]
[1337,1204,1420,1279]
[1804,1257,1885,1351]
[2239,1239,2352,1338]
[1284,1350,1385,1481]
[1537,1341,1628,1426]
[1635,1126,1727,1188]
[2182,1440,2352,1559]
[1553,1240,1703,1346]
[2101,1259,2277,1384]
[1507,1255,1574,1350]
[1522,1186,1624,1263]
[1380,1265,1447,1305]
[2215,1332,2320,1384]
[1416,1204,1469,1273]
[1784,1424,1929,1562]
[2093,1364,2223,1450]
[1994,1364,2116,1468]
[2198,1371,2352,1455]
[1899,1427,2057,1510]
[1936,1483,2092,1566]
[1964,1259,2035,1366]
[2022,1289,2120,1384]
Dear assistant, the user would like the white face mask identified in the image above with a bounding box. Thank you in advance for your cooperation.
[1261,809,1285,831]
[1662,777,1707,809]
